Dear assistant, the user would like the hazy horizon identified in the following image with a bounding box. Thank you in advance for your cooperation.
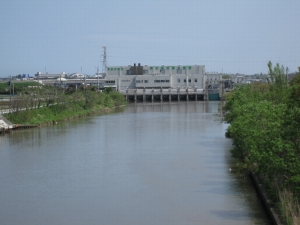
[1,0,299,77]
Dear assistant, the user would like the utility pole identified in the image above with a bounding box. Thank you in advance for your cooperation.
[97,66,99,91]
[97,53,101,91]
[9,76,12,113]
[81,66,83,83]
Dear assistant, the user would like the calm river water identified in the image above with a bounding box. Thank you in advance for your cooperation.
[0,102,271,225]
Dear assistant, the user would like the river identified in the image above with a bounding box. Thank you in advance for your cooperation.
[0,102,271,225]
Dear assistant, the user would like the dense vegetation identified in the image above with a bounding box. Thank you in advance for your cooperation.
[0,81,39,94]
[5,86,126,125]
[221,62,300,225]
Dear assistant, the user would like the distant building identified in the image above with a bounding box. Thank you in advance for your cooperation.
[68,73,85,79]
[21,74,33,80]
[35,72,67,79]
[105,63,223,91]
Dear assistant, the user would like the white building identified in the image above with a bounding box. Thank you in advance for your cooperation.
[35,72,67,79]
[68,73,85,79]
[105,63,222,91]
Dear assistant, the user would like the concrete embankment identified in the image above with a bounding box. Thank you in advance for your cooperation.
[0,114,13,133]
[250,173,283,225]
[0,114,38,134]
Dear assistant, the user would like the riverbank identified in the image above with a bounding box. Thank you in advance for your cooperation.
[4,104,125,126]
[221,65,300,225]
[250,173,284,225]
[2,87,127,126]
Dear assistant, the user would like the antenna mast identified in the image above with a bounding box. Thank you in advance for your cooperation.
[102,46,107,77]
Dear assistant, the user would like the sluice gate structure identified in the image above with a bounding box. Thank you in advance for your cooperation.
[105,63,223,101]
[120,88,206,102]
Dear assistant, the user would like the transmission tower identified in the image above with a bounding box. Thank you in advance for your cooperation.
[102,46,107,77]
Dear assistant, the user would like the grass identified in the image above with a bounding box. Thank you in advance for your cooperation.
[277,188,300,225]
[4,103,113,125]
[259,174,300,225]
[3,88,127,125]
[0,81,39,93]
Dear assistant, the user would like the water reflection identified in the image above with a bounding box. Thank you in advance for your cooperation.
[0,102,271,225]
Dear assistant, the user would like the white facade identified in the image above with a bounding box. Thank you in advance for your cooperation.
[105,64,213,90]
[36,72,67,79]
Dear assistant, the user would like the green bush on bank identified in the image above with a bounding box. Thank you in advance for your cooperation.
[5,87,127,125]
[221,63,300,225]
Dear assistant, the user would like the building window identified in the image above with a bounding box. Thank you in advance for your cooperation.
[161,80,165,83]
[136,80,143,83]
[166,80,170,83]
[188,79,191,82]
[144,80,149,83]
[184,79,186,83]
[126,70,131,75]
[177,78,180,82]
[143,70,148,75]
[177,69,182,74]
[194,78,197,82]
[154,80,161,83]
[160,69,165,74]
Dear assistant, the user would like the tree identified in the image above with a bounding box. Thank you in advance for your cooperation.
[220,61,300,223]
[222,74,231,79]
[103,87,113,94]
[267,61,286,89]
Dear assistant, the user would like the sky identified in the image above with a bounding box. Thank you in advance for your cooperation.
[1,0,299,77]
